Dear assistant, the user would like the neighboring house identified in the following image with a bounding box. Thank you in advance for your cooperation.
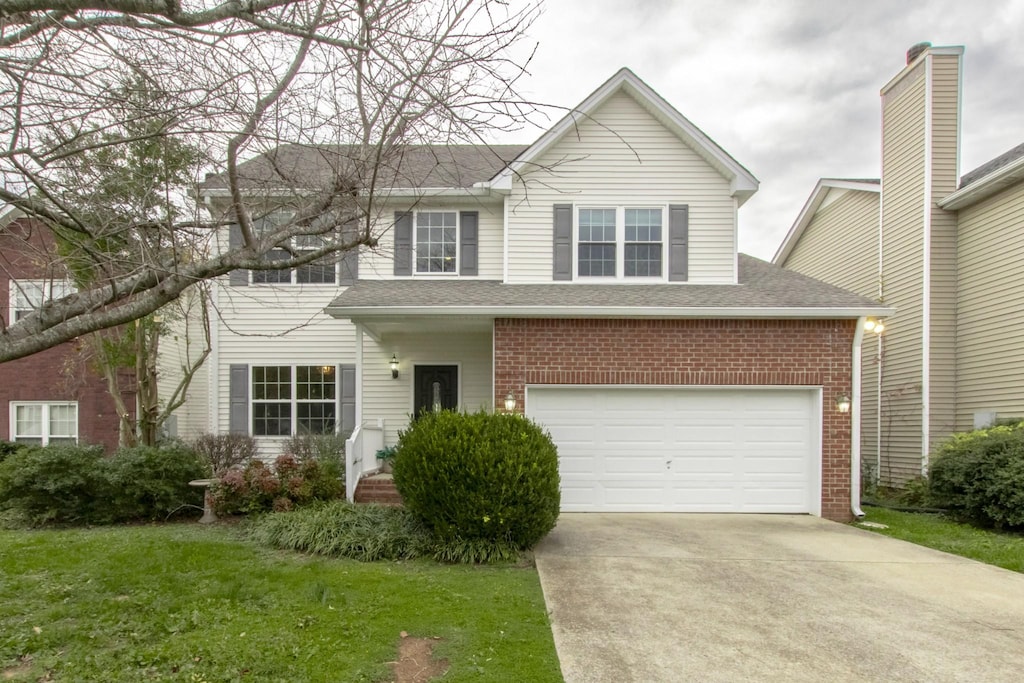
[0,207,132,451]
[192,68,889,521]
[774,43,1024,486]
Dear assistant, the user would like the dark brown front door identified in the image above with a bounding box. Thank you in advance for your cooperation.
[414,365,459,415]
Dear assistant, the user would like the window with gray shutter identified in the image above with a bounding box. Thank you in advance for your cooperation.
[228,225,249,286]
[229,364,249,433]
[552,204,573,280]
[338,220,360,285]
[339,364,356,437]
[668,204,689,282]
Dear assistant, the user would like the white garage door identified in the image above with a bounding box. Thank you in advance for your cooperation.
[526,387,820,514]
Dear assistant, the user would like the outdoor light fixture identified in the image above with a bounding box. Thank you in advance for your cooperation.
[389,354,399,379]
[504,392,517,412]
[836,393,852,414]
[321,365,334,375]
[864,318,886,334]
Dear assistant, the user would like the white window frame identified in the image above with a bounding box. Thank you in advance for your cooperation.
[250,365,338,437]
[8,279,75,323]
[572,205,668,282]
[9,401,79,445]
[414,210,460,275]
[250,211,339,286]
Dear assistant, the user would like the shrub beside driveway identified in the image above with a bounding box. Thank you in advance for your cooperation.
[0,524,563,682]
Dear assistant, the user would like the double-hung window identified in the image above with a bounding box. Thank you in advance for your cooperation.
[9,279,75,322]
[10,402,78,445]
[415,211,457,274]
[576,207,664,279]
[251,365,336,436]
[251,211,337,285]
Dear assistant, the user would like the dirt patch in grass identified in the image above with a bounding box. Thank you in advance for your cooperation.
[3,656,34,680]
[389,632,448,683]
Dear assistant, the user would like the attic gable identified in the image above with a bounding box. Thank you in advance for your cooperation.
[488,68,758,205]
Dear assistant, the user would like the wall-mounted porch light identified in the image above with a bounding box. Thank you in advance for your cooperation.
[863,318,886,334]
[389,354,399,379]
[504,391,517,412]
[836,393,852,414]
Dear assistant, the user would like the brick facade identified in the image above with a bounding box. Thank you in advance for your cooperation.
[493,318,856,522]
[1,218,131,452]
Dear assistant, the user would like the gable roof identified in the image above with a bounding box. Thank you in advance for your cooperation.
[940,141,1024,210]
[772,179,880,265]
[326,254,889,320]
[487,67,760,206]
[198,144,527,193]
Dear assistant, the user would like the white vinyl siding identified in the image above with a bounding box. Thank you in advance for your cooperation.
[506,90,736,284]
[360,330,492,446]
[879,65,927,485]
[956,181,1024,429]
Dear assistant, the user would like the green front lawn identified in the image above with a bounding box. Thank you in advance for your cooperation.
[0,524,563,682]
[859,506,1024,573]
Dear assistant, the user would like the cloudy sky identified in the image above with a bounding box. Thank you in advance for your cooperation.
[500,0,1024,259]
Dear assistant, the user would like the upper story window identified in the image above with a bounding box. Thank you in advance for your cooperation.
[251,211,337,285]
[576,207,665,280]
[251,365,336,437]
[10,402,78,445]
[9,279,75,323]
[415,211,458,274]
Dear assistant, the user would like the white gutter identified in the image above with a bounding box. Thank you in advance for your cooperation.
[921,54,933,475]
[325,305,896,320]
[851,316,867,518]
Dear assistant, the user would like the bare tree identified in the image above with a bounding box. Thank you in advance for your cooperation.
[0,0,540,362]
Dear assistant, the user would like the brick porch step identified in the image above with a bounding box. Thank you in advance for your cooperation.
[354,473,403,506]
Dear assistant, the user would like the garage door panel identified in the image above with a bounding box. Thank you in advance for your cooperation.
[528,387,819,514]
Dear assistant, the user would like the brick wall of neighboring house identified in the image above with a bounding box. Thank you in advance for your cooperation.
[493,318,857,522]
[0,218,132,452]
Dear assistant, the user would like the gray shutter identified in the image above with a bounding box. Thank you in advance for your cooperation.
[459,211,479,276]
[668,204,689,282]
[552,204,573,280]
[338,220,359,286]
[339,364,356,437]
[393,212,413,276]
[228,225,249,286]
[229,364,249,434]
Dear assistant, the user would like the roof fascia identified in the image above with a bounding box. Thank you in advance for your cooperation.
[940,154,1024,210]
[490,68,759,205]
[326,304,895,320]
[772,179,880,264]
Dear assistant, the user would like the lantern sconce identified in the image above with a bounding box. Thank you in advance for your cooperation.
[389,354,399,379]
[504,391,517,413]
[863,318,886,335]
[836,393,852,414]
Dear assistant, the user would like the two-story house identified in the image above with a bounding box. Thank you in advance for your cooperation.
[1,206,131,451]
[192,68,889,522]
[775,43,1024,488]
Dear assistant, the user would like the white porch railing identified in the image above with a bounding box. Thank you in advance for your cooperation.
[345,423,384,501]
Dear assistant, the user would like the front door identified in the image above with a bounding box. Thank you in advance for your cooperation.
[414,365,459,415]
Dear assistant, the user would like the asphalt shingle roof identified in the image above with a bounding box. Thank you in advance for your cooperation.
[960,142,1024,188]
[200,144,528,191]
[326,254,884,315]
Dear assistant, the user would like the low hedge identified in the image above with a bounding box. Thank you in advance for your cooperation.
[392,410,560,551]
[929,421,1024,528]
[0,443,207,526]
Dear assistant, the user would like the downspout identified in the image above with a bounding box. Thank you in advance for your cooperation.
[851,316,867,518]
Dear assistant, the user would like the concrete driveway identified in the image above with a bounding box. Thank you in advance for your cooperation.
[534,514,1024,682]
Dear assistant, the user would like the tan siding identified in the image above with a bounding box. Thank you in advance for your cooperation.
[359,197,504,280]
[927,54,961,451]
[880,68,926,484]
[157,289,212,439]
[781,188,881,469]
[506,90,736,283]
[956,181,1024,428]
[360,330,492,446]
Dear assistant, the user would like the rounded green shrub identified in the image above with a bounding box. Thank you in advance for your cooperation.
[392,410,561,550]
[928,421,1024,528]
